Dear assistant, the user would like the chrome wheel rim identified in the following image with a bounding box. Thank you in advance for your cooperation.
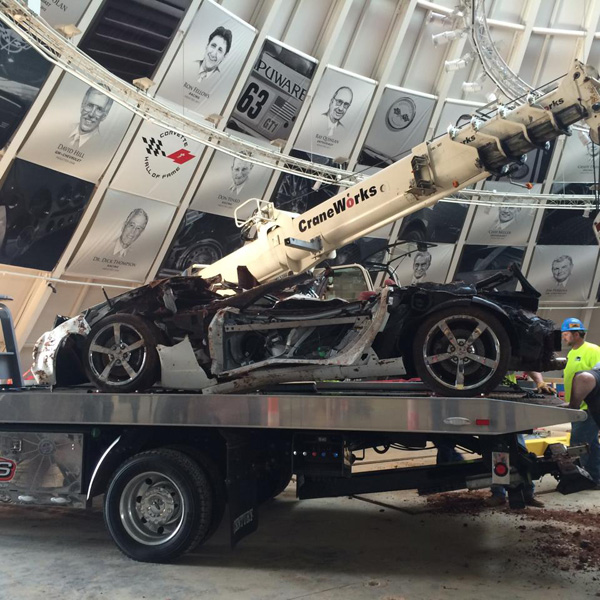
[88,322,147,386]
[422,314,501,391]
[119,471,185,546]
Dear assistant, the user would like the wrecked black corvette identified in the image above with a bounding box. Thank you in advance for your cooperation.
[32,262,561,397]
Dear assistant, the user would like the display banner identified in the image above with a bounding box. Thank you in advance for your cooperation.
[358,87,435,168]
[41,0,91,26]
[467,183,538,246]
[0,24,52,148]
[389,242,454,286]
[228,38,317,142]
[538,196,598,246]
[190,131,271,217]
[66,190,176,282]
[555,129,599,183]
[486,144,554,186]
[295,65,375,160]
[158,208,244,276]
[0,159,94,271]
[434,100,483,137]
[110,121,202,204]
[329,223,392,269]
[159,0,256,120]
[397,201,468,244]
[19,75,133,183]
[271,149,346,214]
[455,245,525,291]
[527,245,599,302]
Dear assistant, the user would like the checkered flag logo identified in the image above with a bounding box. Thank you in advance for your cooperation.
[142,137,166,157]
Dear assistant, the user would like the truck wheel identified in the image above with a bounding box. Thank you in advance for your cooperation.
[83,313,162,393]
[258,468,292,503]
[413,306,511,397]
[104,449,212,563]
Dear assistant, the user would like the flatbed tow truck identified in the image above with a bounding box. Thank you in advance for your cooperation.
[0,381,594,562]
[0,1,599,564]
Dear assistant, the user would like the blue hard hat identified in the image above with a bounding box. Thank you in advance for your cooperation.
[561,317,586,332]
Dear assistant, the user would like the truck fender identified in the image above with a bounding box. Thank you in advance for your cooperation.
[86,430,151,500]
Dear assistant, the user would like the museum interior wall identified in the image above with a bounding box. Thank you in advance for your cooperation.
[0,0,599,369]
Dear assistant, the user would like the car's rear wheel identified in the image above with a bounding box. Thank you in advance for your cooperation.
[83,313,162,393]
[413,306,511,396]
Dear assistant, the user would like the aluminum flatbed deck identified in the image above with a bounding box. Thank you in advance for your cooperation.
[0,386,584,435]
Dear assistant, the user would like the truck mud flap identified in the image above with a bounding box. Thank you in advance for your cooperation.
[222,431,259,546]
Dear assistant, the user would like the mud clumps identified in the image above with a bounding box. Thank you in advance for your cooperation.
[425,490,600,573]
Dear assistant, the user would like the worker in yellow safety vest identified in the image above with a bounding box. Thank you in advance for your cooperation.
[562,317,600,485]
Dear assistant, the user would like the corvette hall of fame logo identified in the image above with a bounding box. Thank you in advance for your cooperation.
[142,130,196,180]
[385,97,416,131]
[0,24,31,54]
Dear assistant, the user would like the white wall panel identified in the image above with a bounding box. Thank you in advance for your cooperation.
[220,0,262,22]
[342,0,398,76]
[283,0,335,55]
[327,0,367,68]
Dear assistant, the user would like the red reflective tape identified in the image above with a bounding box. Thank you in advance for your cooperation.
[475,419,490,426]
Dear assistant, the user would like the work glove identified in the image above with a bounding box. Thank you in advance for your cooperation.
[536,381,554,395]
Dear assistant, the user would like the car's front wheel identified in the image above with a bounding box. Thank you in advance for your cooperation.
[413,306,511,396]
[83,313,162,393]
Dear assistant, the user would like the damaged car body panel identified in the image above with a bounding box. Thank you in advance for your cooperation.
[209,288,390,376]
[32,265,562,397]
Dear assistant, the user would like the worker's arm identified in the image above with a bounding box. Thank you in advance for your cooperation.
[525,371,554,395]
[569,371,596,409]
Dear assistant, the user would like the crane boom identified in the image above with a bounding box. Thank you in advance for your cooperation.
[199,61,600,286]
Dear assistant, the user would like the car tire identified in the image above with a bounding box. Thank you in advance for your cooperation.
[104,449,213,563]
[175,239,224,271]
[413,306,511,397]
[83,313,163,393]
[401,224,426,242]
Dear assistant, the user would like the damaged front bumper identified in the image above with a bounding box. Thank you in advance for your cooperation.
[31,314,90,385]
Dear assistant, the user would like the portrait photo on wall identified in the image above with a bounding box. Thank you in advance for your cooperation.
[295,65,376,160]
[0,24,52,148]
[0,159,94,271]
[270,149,346,214]
[388,242,455,286]
[40,0,91,26]
[159,0,256,120]
[227,37,318,143]
[555,128,600,183]
[466,195,536,246]
[538,185,599,245]
[18,74,133,183]
[158,208,244,277]
[66,190,176,282]
[454,245,526,291]
[357,86,435,168]
[110,120,202,204]
[526,245,599,302]
[397,201,469,244]
[190,131,272,217]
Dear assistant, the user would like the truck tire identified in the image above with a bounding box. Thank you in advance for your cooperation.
[258,468,292,503]
[413,306,511,397]
[104,449,213,563]
[83,313,162,393]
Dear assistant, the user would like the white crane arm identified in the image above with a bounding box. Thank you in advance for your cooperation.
[199,60,600,285]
